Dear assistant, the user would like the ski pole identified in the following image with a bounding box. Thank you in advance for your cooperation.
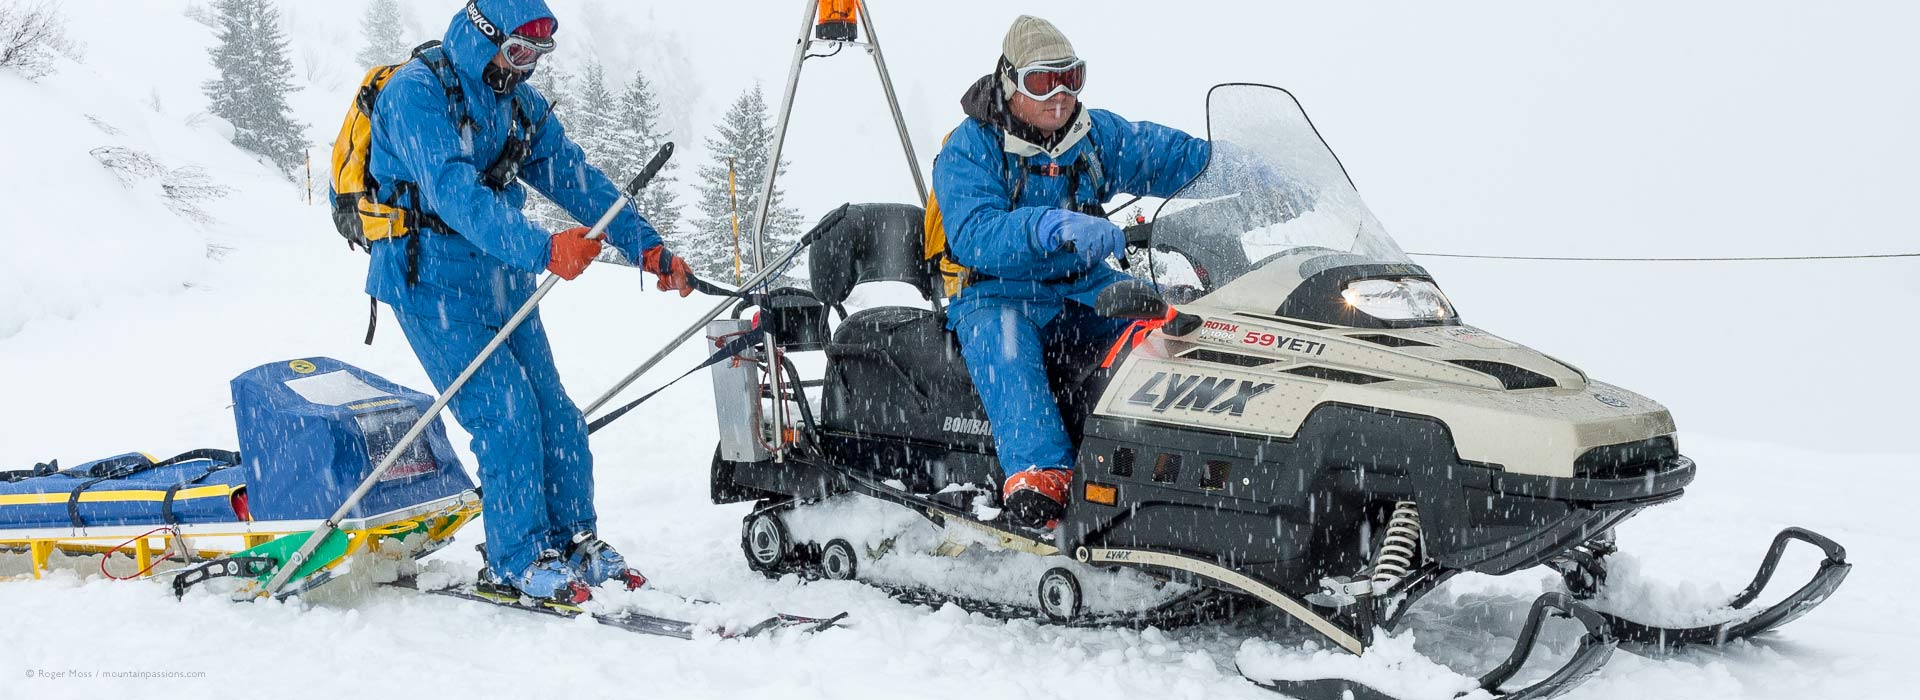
[581,203,849,420]
[258,144,676,598]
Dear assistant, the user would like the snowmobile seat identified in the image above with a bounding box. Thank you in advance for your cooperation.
[811,204,994,479]
[810,203,1123,485]
[807,203,937,311]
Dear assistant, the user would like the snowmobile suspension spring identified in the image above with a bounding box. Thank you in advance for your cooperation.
[1370,501,1421,592]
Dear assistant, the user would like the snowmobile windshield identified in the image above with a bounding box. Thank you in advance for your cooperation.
[1144,84,1413,311]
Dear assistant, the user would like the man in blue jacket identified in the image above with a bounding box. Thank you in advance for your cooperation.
[930,16,1210,528]
[366,0,693,602]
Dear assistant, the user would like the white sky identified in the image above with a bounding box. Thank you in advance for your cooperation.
[47,0,1920,452]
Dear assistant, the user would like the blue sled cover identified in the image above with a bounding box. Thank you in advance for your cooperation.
[0,358,474,530]
[232,357,473,522]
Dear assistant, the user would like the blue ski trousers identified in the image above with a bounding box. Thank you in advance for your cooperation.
[394,308,594,579]
[953,299,1133,476]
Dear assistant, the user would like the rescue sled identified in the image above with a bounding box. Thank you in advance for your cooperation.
[3,358,479,598]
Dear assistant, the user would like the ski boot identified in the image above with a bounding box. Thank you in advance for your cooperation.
[1001,467,1071,529]
[478,548,593,605]
[566,531,649,590]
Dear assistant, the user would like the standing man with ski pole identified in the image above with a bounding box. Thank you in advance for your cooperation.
[364,0,694,603]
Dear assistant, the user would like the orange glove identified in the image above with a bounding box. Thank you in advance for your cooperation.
[547,226,601,280]
[642,246,694,298]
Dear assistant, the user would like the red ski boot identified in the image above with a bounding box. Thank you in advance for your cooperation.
[1001,467,1072,529]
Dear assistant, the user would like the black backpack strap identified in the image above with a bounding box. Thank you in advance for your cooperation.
[365,296,380,346]
[1007,154,1108,219]
[413,42,473,135]
[1077,140,1107,216]
[377,180,454,291]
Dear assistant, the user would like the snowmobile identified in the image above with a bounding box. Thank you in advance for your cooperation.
[700,84,1850,699]
[3,358,480,598]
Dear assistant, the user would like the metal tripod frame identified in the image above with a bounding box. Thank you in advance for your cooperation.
[588,0,927,459]
[753,0,928,459]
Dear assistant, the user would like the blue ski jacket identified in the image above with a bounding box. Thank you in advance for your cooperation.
[365,0,660,326]
[932,75,1211,327]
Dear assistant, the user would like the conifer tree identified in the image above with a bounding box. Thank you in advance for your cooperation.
[569,61,620,171]
[528,60,574,112]
[572,66,682,240]
[614,69,681,240]
[354,0,407,69]
[690,85,799,280]
[203,0,307,174]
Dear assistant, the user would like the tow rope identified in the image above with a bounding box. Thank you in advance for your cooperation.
[584,272,777,435]
[586,326,765,435]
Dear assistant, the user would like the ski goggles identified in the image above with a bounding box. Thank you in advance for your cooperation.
[466,0,557,72]
[499,34,556,72]
[1010,58,1087,100]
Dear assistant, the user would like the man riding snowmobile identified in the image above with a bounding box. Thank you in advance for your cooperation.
[927,15,1212,528]
[364,0,693,603]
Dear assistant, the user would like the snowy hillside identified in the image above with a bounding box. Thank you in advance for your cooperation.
[2,1,1916,700]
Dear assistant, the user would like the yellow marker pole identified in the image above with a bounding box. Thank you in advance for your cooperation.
[729,157,742,284]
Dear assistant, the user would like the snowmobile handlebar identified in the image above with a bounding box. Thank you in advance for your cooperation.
[1123,220,1154,247]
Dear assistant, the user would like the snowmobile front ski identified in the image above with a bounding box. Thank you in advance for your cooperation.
[1254,593,1616,700]
[384,576,847,640]
[1556,526,1851,652]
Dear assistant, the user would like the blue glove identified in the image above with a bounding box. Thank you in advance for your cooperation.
[1036,209,1127,267]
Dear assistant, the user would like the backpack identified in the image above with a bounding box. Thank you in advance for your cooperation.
[327,41,542,343]
[331,42,448,251]
[922,129,1106,297]
[328,41,539,254]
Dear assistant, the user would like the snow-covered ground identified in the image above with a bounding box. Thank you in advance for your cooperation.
[3,1,1916,699]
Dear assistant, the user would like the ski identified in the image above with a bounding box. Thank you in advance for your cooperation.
[1568,527,1852,652]
[384,576,847,640]
[1254,594,1616,700]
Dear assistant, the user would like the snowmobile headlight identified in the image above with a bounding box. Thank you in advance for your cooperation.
[1341,278,1456,322]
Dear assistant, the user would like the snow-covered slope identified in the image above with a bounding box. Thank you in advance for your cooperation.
[2,2,1915,699]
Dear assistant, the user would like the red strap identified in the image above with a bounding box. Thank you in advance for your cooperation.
[1100,324,1148,369]
[1098,308,1178,369]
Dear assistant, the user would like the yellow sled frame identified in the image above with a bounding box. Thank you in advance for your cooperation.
[0,491,481,581]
